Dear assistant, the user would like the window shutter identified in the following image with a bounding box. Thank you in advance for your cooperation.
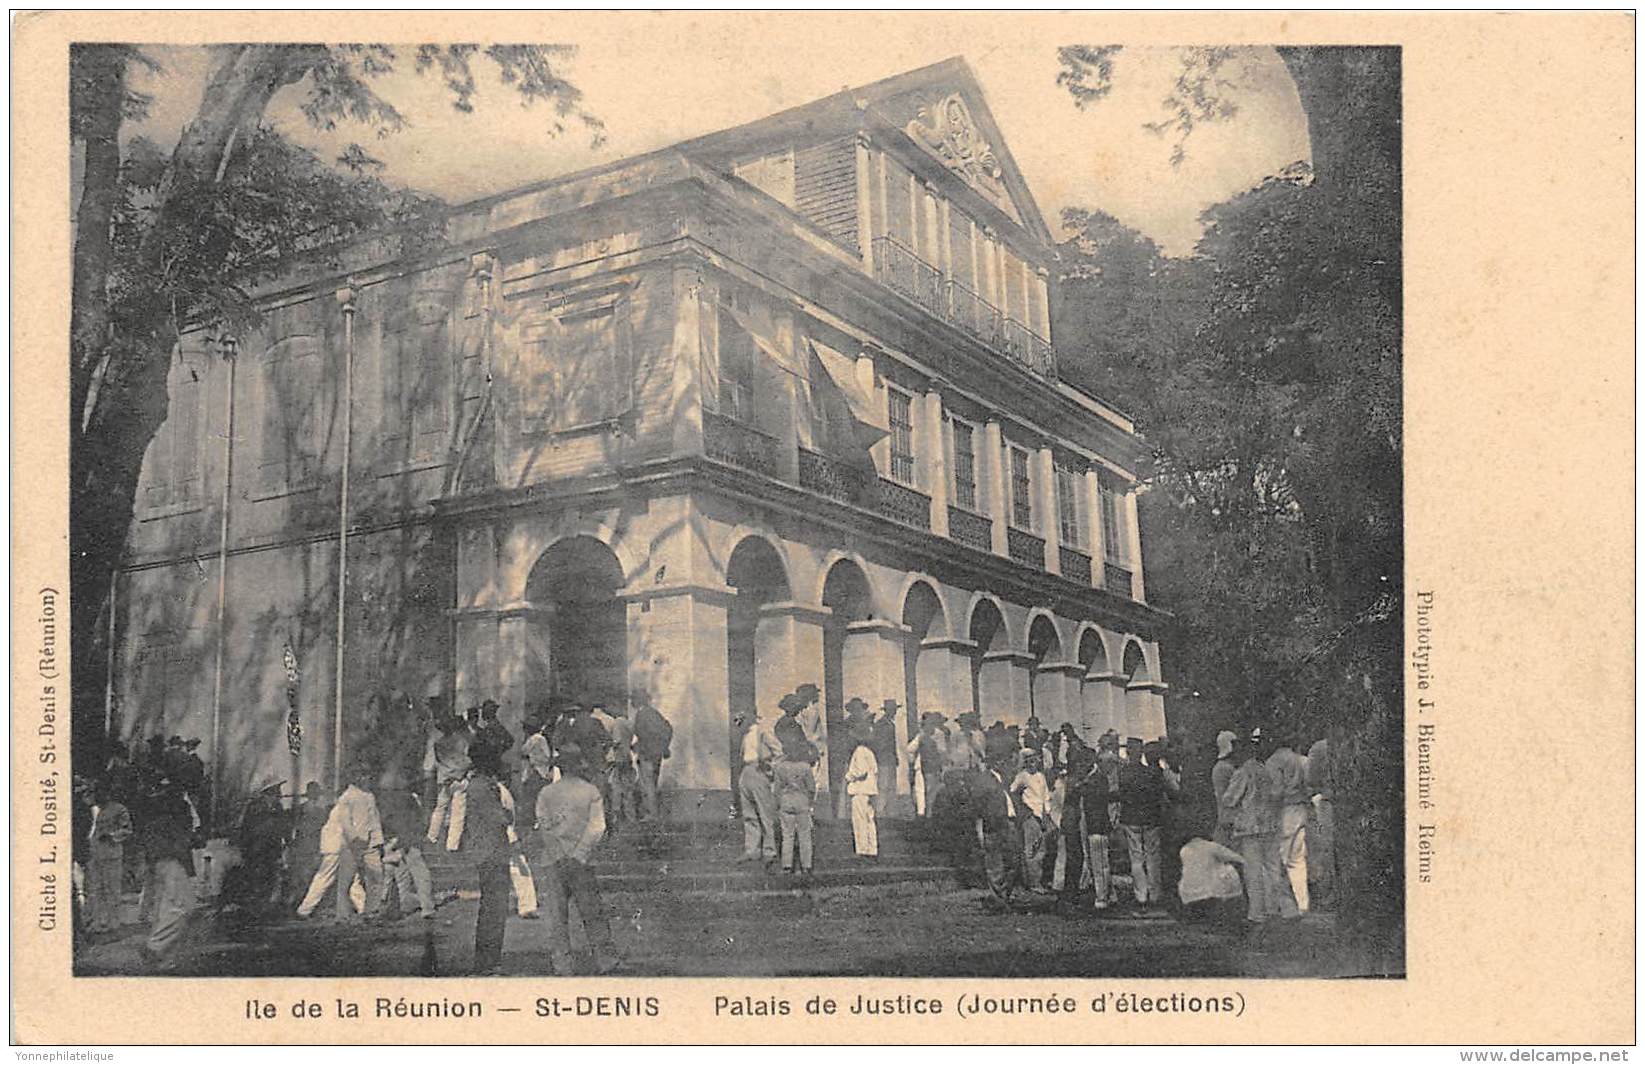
[414,315,451,458]
[173,371,200,504]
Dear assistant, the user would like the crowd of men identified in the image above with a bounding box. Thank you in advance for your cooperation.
[71,694,676,974]
[732,689,1334,929]
[73,683,1333,974]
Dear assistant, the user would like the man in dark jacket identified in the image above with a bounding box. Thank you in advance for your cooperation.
[870,700,900,812]
[138,777,198,967]
[377,772,435,919]
[631,693,673,821]
[1118,737,1165,907]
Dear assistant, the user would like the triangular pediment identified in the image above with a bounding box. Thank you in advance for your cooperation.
[860,59,1051,245]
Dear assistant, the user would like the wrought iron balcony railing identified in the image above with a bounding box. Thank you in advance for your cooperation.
[872,236,945,317]
[1002,318,1057,376]
[704,411,780,478]
[797,447,872,505]
[1104,562,1134,598]
[948,505,993,552]
[870,237,1056,379]
[875,478,932,531]
[1060,546,1093,587]
[1007,526,1046,569]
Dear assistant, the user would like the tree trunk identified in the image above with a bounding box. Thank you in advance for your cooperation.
[70,44,323,754]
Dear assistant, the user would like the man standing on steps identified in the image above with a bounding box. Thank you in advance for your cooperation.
[535,748,620,975]
[736,708,779,867]
[870,700,900,814]
[632,692,673,821]
[773,697,819,880]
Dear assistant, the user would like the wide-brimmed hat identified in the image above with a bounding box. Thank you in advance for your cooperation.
[777,693,805,713]
[1098,729,1121,749]
[920,711,948,726]
[880,699,901,712]
[794,683,820,700]
[957,710,981,728]
[844,697,870,714]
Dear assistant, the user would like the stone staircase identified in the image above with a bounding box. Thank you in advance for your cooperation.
[421,813,963,897]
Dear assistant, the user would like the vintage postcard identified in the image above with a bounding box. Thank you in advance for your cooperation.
[10,8,1634,1046]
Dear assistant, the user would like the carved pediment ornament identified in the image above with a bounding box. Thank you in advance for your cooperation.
[905,94,1005,199]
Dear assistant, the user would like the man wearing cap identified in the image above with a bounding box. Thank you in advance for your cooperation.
[870,700,900,812]
[736,706,779,867]
[1211,730,1240,846]
[1117,737,1165,908]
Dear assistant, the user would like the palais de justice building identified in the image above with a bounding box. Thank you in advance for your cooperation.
[114,58,1170,814]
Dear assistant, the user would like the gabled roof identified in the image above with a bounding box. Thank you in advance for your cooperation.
[676,56,1055,249]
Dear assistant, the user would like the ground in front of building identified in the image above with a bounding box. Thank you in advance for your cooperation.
[74,881,1372,979]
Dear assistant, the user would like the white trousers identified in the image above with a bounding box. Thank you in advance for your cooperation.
[1278,803,1310,914]
[850,793,878,857]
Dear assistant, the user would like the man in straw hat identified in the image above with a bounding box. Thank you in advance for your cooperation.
[773,694,819,879]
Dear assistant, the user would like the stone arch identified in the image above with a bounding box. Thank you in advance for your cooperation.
[812,548,887,618]
[725,534,795,802]
[1076,624,1112,674]
[1121,638,1151,682]
[1026,609,1064,659]
[522,535,629,713]
[898,576,950,640]
[964,592,1010,653]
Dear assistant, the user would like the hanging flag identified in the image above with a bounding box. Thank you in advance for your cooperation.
[283,642,302,756]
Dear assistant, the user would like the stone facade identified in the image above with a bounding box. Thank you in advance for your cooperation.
[111,58,1169,815]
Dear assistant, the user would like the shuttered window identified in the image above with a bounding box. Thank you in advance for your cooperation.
[1057,465,1084,547]
[381,302,451,463]
[950,417,977,510]
[716,293,756,423]
[949,212,975,289]
[1008,443,1033,530]
[888,386,915,485]
[883,157,915,246]
[145,363,203,508]
[519,290,634,433]
[259,336,323,493]
[1099,475,1130,564]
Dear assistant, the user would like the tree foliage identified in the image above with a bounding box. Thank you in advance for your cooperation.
[69,43,598,755]
[1055,46,1402,960]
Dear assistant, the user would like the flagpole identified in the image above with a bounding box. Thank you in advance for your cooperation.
[208,335,238,830]
[332,287,356,792]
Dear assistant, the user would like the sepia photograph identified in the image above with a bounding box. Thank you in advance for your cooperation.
[58,29,1407,983]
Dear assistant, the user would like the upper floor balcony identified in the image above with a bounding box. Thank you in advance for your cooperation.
[871,235,1056,380]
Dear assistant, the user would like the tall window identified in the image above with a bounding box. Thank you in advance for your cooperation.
[259,335,324,493]
[145,363,203,508]
[520,289,635,433]
[1057,465,1084,546]
[883,157,915,246]
[1099,474,1130,563]
[887,387,915,484]
[1008,444,1033,530]
[950,418,977,510]
[717,293,756,422]
[382,303,451,462]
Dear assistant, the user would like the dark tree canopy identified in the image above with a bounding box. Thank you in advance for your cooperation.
[69,43,600,760]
